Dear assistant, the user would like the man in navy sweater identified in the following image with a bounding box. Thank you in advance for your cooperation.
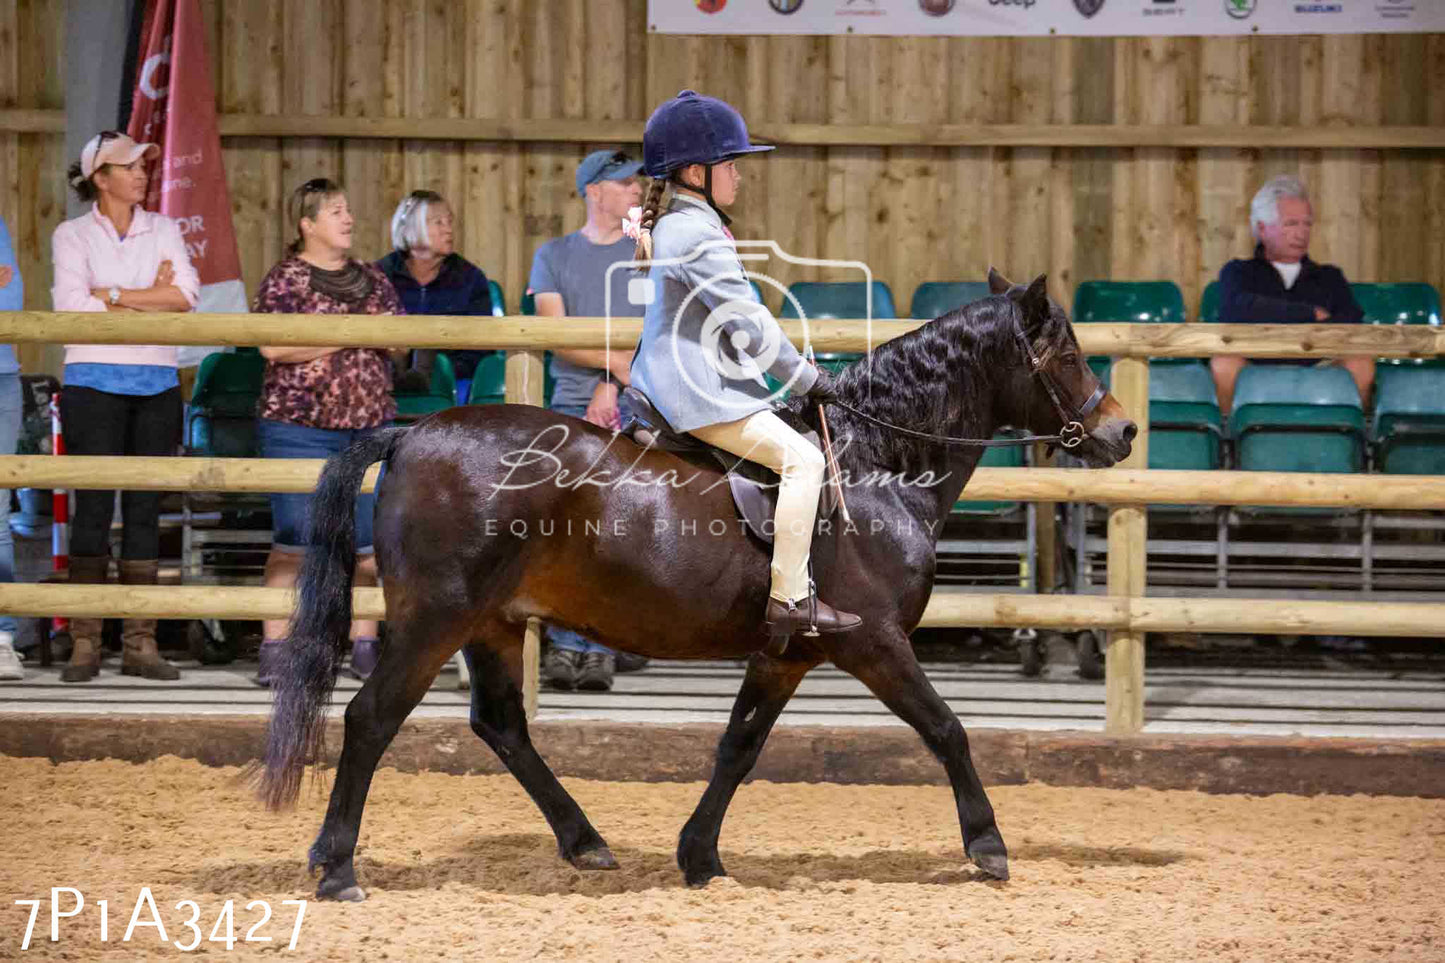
[1212,175,1373,413]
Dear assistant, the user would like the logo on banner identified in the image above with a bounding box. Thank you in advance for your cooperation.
[1144,0,1183,16]
[1074,0,1105,16]
[1224,0,1256,17]
[837,0,885,16]
[770,0,804,11]
[989,0,1036,8]
[1376,0,1414,18]
[1292,2,1342,11]
[696,0,727,12]
[919,0,954,13]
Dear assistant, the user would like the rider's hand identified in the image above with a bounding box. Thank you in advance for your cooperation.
[586,380,621,430]
[805,366,840,405]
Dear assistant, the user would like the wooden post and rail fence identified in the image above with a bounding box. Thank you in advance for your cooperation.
[1,311,1442,732]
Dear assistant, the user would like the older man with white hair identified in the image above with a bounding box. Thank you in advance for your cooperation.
[1211,175,1372,414]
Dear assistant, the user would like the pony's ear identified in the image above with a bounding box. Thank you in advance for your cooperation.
[987,267,1013,295]
[1020,274,1050,331]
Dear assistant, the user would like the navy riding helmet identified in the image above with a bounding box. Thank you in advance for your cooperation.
[642,89,774,225]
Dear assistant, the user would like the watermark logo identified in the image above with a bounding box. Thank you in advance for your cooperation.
[605,240,876,420]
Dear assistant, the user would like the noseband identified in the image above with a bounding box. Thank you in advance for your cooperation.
[825,312,1106,450]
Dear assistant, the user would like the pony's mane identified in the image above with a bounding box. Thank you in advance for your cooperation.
[786,293,1066,471]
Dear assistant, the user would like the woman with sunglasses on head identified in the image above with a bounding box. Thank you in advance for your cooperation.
[251,178,406,687]
[376,190,496,405]
[50,130,201,683]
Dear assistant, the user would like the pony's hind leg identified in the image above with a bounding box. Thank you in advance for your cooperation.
[308,616,458,901]
[463,635,616,870]
[833,632,1010,881]
[677,653,814,887]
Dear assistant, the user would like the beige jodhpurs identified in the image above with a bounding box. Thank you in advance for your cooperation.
[689,408,827,603]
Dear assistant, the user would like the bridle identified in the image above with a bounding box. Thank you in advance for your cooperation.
[824,309,1106,451]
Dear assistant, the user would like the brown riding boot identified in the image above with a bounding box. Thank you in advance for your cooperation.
[118,560,180,681]
[60,556,110,683]
[765,593,862,641]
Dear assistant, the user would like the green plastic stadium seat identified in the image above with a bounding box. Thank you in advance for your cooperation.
[952,436,1024,516]
[1230,364,1365,474]
[1073,280,1186,325]
[1148,362,1222,471]
[778,281,897,321]
[1074,280,1190,383]
[1199,280,1221,324]
[1373,366,1445,474]
[467,352,507,405]
[466,351,557,407]
[488,279,507,317]
[909,281,992,320]
[1352,282,1442,367]
[185,351,266,457]
[393,351,457,418]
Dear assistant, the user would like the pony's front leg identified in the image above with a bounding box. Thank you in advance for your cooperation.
[678,653,815,886]
[833,631,1009,881]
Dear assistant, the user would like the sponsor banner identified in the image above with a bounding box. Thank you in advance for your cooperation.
[128,0,245,364]
[652,0,1445,37]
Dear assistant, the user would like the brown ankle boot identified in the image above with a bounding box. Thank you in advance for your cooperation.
[60,556,109,683]
[118,560,180,681]
[764,592,862,644]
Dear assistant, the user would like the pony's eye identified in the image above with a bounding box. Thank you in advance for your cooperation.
[1061,355,1079,369]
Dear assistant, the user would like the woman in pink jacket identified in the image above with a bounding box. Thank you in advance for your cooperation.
[50,131,200,683]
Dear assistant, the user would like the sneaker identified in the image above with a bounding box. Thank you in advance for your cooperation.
[576,650,615,692]
[0,631,23,681]
[614,650,650,673]
[543,647,583,691]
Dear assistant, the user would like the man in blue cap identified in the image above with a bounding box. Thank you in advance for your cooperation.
[527,149,648,691]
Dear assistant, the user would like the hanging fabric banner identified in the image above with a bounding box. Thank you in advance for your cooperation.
[652,0,1445,37]
[127,0,245,365]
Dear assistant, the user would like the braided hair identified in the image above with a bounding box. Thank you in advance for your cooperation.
[632,177,669,266]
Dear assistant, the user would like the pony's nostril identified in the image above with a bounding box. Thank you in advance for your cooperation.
[1121,422,1138,445]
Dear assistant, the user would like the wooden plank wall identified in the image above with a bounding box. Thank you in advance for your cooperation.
[2,0,1442,375]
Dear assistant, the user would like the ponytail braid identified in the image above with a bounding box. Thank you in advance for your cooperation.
[633,177,669,267]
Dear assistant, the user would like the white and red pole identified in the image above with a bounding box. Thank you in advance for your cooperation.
[50,394,68,635]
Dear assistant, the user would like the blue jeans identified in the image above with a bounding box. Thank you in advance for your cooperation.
[545,404,612,656]
[0,375,19,633]
[257,418,380,553]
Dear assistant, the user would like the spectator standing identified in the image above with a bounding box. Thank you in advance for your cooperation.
[527,149,649,691]
[51,131,200,683]
[0,217,23,680]
[252,178,405,687]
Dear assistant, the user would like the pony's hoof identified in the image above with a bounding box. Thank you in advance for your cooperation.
[320,884,367,902]
[569,846,619,871]
[972,852,1010,881]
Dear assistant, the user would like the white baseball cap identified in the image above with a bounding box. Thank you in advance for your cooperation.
[74,131,159,184]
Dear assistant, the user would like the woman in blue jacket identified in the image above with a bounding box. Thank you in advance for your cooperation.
[376,190,496,404]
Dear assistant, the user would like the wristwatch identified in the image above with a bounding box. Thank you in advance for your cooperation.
[108,286,121,306]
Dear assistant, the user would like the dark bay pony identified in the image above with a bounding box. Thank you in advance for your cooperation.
[258,271,1135,901]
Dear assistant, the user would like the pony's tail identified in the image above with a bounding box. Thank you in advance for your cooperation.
[256,427,407,811]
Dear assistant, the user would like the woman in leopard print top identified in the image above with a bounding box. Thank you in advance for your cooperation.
[252,178,405,687]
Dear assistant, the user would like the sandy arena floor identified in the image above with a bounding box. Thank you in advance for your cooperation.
[2,755,1441,962]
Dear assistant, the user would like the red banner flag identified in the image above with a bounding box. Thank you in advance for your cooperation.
[127,0,245,348]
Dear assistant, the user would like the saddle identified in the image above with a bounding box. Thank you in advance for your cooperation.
[619,386,840,545]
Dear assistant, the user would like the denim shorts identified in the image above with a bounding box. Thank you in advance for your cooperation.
[257,418,380,553]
